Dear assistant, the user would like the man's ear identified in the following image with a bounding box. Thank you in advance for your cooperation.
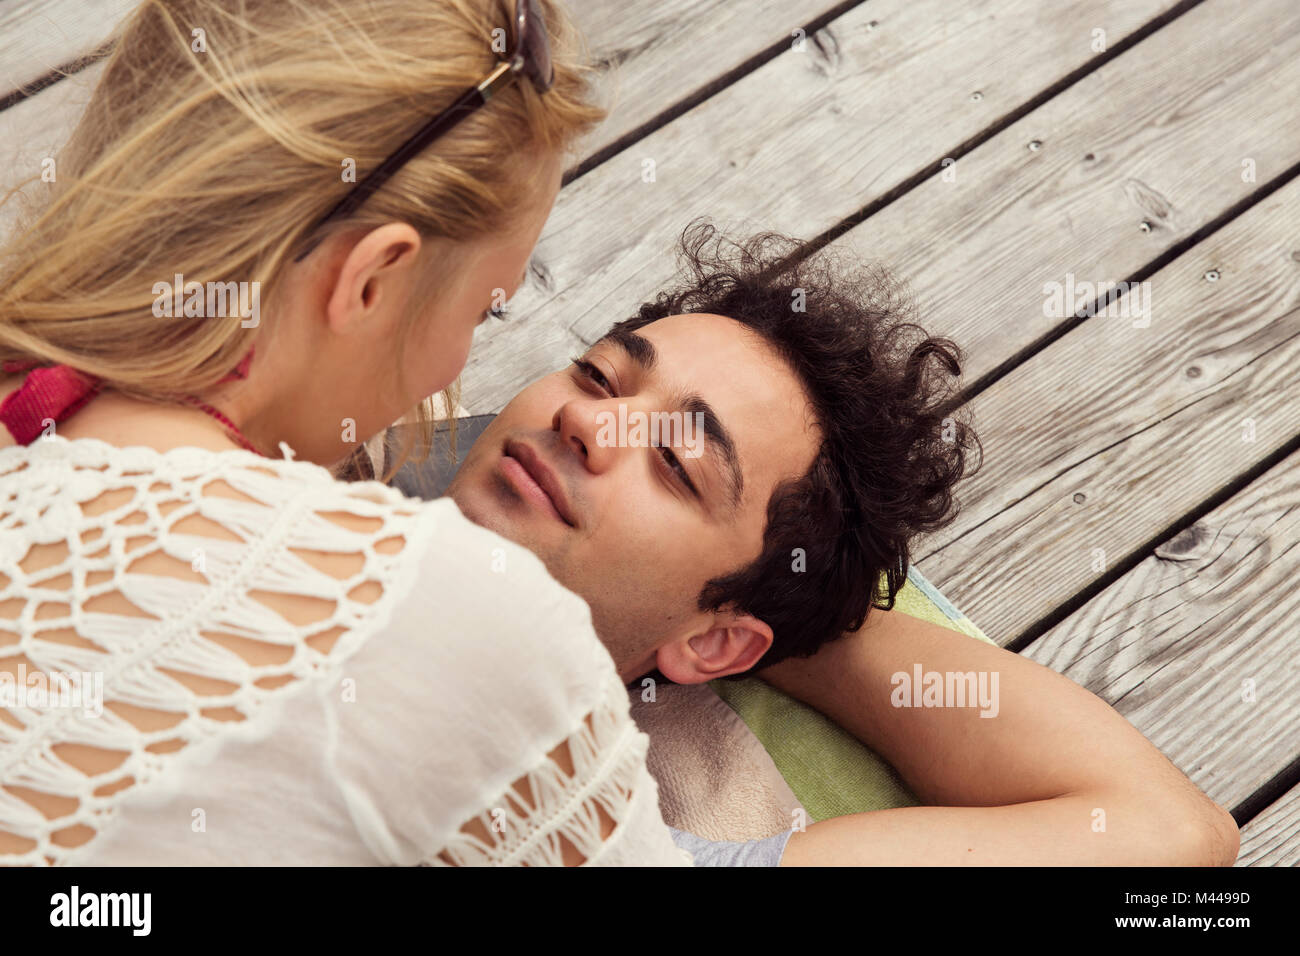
[324,222,423,334]
[654,613,774,685]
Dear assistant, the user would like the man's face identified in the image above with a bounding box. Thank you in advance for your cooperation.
[447,313,820,682]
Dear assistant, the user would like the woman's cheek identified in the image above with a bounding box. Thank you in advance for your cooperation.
[424,327,474,397]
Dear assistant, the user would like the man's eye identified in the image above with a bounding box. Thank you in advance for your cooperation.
[660,446,698,496]
[570,357,612,393]
[570,357,698,498]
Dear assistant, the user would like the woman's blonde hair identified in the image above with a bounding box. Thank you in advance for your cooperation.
[0,0,604,480]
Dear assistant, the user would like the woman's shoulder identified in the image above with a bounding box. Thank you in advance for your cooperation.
[1,430,434,527]
[1,432,605,672]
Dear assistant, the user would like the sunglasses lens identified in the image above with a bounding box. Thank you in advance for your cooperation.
[517,0,554,92]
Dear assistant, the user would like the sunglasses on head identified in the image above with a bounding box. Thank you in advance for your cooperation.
[293,0,554,263]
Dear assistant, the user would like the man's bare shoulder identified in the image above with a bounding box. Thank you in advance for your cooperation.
[759,605,1010,685]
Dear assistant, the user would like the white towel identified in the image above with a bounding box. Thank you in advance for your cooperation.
[629,681,804,842]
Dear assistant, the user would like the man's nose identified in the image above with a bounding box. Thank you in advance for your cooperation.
[555,395,656,473]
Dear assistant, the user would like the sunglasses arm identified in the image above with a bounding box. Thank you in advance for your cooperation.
[292,60,521,263]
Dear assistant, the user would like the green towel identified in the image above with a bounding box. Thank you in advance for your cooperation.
[709,565,996,822]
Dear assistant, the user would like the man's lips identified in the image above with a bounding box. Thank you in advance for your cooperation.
[501,440,576,527]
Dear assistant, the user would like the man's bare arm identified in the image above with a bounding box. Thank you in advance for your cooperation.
[757,608,1239,865]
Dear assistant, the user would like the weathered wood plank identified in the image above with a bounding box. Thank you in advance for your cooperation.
[0,0,854,231]
[837,0,1300,390]
[0,0,852,157]
[0,64,100,236]
[462,0,1184,413]
[1018,438,1300,816]
[568,0,858,162]
[0,0,135,97]
[911,171,1300,644]
[0,63,101,173]
[1238,781,1300,866]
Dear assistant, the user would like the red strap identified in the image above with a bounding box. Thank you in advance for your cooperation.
[0,365,101,444]
[0,348,254,446]
[225,349,253,383]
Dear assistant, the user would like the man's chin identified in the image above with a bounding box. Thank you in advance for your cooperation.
[450,487,505,535]
[449,483,540,553]
[451,483,644,679]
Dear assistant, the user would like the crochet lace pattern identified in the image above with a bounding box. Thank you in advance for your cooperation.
[429,671,654,866]
[0,435,660,866]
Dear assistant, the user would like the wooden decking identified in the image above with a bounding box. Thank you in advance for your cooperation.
[2,0,1297,864]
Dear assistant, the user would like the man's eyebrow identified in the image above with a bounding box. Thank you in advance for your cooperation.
[595,327,745,509]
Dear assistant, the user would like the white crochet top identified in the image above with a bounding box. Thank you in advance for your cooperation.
[0,435,691,866]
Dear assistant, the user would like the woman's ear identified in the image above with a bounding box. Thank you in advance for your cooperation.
[324,222,423,334]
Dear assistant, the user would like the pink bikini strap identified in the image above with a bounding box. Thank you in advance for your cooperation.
[0,348,254,446]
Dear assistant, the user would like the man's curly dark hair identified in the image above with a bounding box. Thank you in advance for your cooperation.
[606,220,983,673]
